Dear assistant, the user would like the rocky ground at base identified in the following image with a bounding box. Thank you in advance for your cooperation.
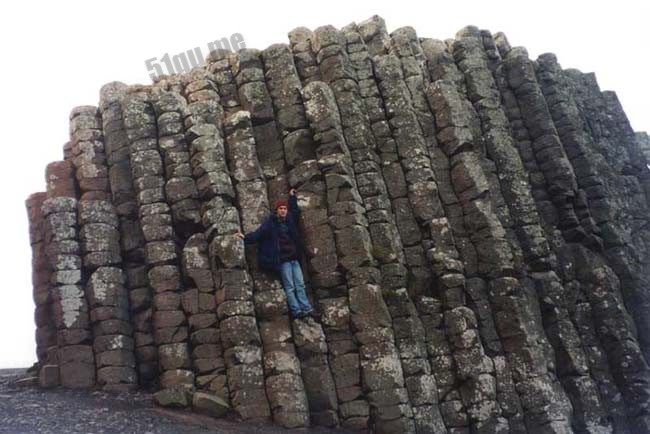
[0,369,350,434]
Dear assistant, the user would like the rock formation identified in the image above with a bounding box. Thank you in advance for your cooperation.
[25,15,650,434]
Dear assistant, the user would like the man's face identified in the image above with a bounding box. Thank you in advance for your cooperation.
[277,205,288,218]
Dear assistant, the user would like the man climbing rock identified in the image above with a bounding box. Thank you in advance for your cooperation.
[235,188,319,320]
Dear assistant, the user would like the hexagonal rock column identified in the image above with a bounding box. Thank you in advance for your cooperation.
[427,214,510,433]
[488,37,633,434]
[206,50,241,118]
[181,69,224,132]
[303,79,413,433]
[449,29,552,270]
[447,28,612,433]
[316,24,447,433]
[261,43,316,175]
[42,160,95,389]
[387,26,437,156]
[26,192,57,386]
[232,49,288,201]
[224,110,310,428]
[79,201,135,392]
[428,79,575,433]
[210,205,270,423]
[100,82,157,386]
[378,31,510,433]
[178,71,231,402]
[181,233,226,398]
[315,25,408,296]
[152,87,228,402]
[79,200,137,391]
[299,81,366,431]
[68,106,110,202]
[288,28,322,86]
[537,53,650,370]
[151,91,201,240]
[285,162,343,426]
[122,92,193,390]
[260,43,341,427]
[356,15,391,59]
[568,244,650,434]
[184,113,271,422]
[371,53,439,297]
[339,28,409,282]
[424,43,525,434]
[369,52,473,432]
[500,47,598,250]
[534,54,602,242]
[70,105,137,391]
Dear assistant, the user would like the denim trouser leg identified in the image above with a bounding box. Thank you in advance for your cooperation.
[279,260,313,315]
[289,260,313,312]
[280,260,302,315]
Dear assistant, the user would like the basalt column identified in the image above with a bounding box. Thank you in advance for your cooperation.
[389,29,518,434]
[70,105,137,392]
[122,92,194,390]
[304,80,413,433]
[288,28,322,86]
[535,51,650,434]
[428,78,576,433]
[224,110,310,428]
[179,76,232,403]
[449,29,611,433]
[260,43,341,428]
[181,86,272,421]
[301,81,370,430]
[42,161,96,389]
[173,72,230,401]
[206,50,241,118]
[499,47,600,250]
[341,24,448,434]
[265,42,342,426]
[100,83,157,386]
[493,35,650,433]
[26,192,57,386]
[312,25,419,431]
[372,52,473,432]
[543,58,650,364]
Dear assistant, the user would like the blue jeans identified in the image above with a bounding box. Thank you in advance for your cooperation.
[279,260,313,315]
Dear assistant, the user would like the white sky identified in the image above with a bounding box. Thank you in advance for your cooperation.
[0,0,647,368]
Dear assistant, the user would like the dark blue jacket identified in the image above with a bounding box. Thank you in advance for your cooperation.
[244,195,302,272]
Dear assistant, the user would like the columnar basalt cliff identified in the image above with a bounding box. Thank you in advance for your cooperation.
[25,15,650,434]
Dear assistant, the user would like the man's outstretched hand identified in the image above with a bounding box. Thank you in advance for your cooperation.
[235,231,245,240]
[289,188,297,196]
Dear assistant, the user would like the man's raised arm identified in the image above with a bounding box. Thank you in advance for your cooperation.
[289,188,300,220]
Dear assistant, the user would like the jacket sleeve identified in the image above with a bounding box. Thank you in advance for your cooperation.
[243,217,271,244]
[289,194,300,220]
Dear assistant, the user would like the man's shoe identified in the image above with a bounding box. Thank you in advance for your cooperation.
[309,310,321,321]
[291,311,308,319]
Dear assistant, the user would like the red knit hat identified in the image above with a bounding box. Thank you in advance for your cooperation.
[274,198,288,210]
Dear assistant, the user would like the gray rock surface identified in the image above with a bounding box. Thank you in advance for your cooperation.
[25,15,650,434]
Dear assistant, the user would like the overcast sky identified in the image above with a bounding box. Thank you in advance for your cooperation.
[0,0,647,368]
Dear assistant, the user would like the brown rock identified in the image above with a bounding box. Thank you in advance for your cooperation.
[192,392,230,418]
